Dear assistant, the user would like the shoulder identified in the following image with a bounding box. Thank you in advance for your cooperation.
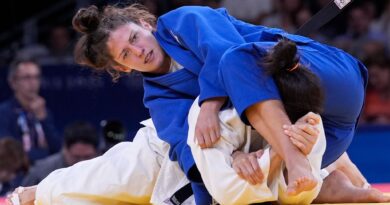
[33,153,64,170]
[0,98,13,109]
[0,98,17,118]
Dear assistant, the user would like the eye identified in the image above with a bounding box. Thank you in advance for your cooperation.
[123,50,129,60]
[130,33,138,43]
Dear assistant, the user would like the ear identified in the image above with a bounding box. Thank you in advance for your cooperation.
[139,20,154,31]
[112,64,132,73]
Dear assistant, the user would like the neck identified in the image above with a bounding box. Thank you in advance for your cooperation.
[151,54,171,75]
[15,93,33,111]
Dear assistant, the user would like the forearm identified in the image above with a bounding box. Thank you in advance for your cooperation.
[245,100,306,166]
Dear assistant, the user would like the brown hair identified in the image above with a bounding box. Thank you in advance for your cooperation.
[261,39,324,123]
[72,4,156,81]
[0,138,29,172]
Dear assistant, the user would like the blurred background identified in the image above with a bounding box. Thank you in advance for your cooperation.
[0,0,389,197]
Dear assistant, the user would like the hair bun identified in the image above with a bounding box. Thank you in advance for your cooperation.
[72,5,100,34]
[273,39,298,71]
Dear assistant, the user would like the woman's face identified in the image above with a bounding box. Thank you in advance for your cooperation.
[107,21,169,74]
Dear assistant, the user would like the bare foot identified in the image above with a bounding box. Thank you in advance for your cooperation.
[286,157,317,196]
[314,170,390,203]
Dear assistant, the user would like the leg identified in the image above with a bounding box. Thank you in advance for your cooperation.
[35,122,165,205]
[325,152,369,188]
[277,114,326,205]
[246,101,317,196]
[314,170,390,203]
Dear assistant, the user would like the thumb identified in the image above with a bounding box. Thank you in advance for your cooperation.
[255,149,264,158]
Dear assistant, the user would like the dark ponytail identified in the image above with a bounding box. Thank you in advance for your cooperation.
[262,39,324,123]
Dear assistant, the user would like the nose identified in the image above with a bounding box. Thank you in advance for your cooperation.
[129,45,144,58]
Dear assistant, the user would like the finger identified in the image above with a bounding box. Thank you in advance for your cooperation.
[290,125,311,145]
[209,129,218,146]
[291,137,308,155]
[249,156,264,184]
[308,118,316,125]
[241,162,257,185]
[296,124,318,144]
[236,159,255,184]
[305,112,321,124]
[299,124,319,137]
[233,164,245,179]
[213,127,221,143]
[203,133,212,148]
[214,123,221,139]
[255,149,264,158]
[195,131,206,148]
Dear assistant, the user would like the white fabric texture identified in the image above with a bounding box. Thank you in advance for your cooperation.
[187,99,326,205]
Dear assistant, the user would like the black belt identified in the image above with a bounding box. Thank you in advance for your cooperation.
[169,183,193,205]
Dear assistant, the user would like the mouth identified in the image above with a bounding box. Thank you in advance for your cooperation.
[144,50,153,64]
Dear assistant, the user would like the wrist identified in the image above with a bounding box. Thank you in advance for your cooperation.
[232,150,243,160]
[201,97,226,111]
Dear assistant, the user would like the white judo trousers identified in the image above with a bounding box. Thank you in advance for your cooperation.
[35,119,193,205]
[187,99,326,205]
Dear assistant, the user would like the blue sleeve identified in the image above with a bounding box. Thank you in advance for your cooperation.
[158,6,247,104]
[143,81,195,176]
[218,43,281,124]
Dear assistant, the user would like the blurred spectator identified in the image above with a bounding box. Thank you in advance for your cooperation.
[261,0,304,32]
[22,121,99,186]
[0,138,28,196]
[201,0,221,9]
[0,58,61,164]
[139,0,171,16]
[100,120,126,153]
[15,44,50,66]
[170,0,202,8]
[333,4,386,59]
[363,57,390,124]
[295,6,329,43]
[40,26,74,65]
[221,0,272,23]
[306,0,348,38]
[372,1,390,55]
[15,26,74,66]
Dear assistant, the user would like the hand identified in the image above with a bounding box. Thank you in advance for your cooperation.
[283,112,321,155]
[296,112,321,125]
[6,186,36,205]
[29,96,47,120]
[195,97,225,148]
[232,150,264,185]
